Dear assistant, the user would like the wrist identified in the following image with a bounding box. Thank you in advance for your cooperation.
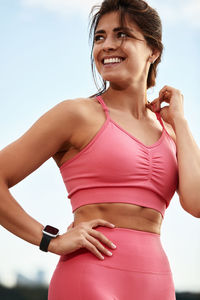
[39,225,59,253]
[48,234,61,255]
[171,115,187,132]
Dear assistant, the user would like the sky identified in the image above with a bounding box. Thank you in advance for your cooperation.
[0,0,200,292]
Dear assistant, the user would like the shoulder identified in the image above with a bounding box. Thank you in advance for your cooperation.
[51,96,102,148]
[54,96,99,120]
[44,97,94,134]
[52,96,105,158]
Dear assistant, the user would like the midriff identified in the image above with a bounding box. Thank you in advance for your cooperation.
[73,202,163,235]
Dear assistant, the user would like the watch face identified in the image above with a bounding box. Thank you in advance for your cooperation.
[44,225,59,236]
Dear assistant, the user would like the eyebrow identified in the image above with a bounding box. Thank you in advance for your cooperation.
[94,27,134,35]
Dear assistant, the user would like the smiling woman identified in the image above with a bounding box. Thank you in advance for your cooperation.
[49,1,179,299]
[89,0,163,95]
[1,0,200,299]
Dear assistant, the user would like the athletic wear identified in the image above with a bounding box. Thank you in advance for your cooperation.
[49,95,178,299]
[48,226,176,300]
[60,95,178,218]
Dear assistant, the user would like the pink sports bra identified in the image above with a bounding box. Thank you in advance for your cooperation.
[60,95,179,218]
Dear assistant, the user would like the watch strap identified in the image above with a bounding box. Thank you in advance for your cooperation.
[39,233,52,252]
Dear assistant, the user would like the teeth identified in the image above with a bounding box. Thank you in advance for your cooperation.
[104,57,123,64]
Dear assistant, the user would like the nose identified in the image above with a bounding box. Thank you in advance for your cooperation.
[102,36,119,52]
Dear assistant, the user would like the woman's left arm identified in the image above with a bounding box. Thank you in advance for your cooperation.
[147,85,200,218]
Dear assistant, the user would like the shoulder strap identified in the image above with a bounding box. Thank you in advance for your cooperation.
[96,95,110,118]
[155,112,166,131]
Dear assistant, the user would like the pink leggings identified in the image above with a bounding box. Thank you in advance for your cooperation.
[48,226,175,299]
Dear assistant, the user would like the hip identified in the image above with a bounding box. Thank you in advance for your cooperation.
[49,226,175,299]
[59,226,172,274]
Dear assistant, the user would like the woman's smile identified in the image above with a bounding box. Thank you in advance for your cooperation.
[101,56,126,68]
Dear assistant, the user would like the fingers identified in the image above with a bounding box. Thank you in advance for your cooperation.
[86,233,114,260]
[159,89,171,106]
[82,238,105,260]
[159,85,183,102]
[80,219,117,260]
[89,228,117,250]
[146,97,161,112]
[90,218,116,229]
[159,85,172,98]
[147,85,174,112]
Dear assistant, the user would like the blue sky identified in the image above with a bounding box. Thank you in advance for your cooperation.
[0,0,200,292]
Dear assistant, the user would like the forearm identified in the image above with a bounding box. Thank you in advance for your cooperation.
[0,181,44,246]
[172,117,200,216]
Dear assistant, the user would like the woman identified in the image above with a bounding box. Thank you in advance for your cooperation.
[0,0,200,299]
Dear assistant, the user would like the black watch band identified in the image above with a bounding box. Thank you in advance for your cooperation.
[39,233,52,252]
[39,225,59,252]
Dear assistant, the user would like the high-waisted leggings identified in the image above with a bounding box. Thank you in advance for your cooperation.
[48,226,176,299]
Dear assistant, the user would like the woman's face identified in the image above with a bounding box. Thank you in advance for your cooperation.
[93,11,154,88]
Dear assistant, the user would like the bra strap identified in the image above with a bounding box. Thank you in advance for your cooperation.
[155,112,166,131]
[96,95,110,118]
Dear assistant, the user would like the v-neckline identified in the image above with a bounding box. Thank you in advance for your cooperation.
[96,95,165,149]
[110,118,165,149]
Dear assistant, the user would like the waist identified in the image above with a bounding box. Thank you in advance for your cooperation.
[69,186,167,218]
[73,202,163,235]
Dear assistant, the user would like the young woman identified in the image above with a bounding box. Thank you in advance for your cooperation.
[0,0,200,299]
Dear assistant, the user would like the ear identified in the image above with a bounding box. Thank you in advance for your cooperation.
[149,48,161,64]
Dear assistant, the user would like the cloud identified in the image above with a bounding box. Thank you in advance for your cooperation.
[20,0,200,28]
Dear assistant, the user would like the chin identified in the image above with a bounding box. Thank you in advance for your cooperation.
[102,75,131,88]
[102,74,125,83]
[101,69,130,81]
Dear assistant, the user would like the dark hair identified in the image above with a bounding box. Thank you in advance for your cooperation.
[89,0,164,96]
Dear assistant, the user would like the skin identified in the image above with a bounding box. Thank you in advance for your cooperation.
[0,11,200,261]
[61,12,200,235]
[71,11,170,233]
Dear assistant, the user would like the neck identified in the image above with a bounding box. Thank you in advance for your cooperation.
[102,83,149,120]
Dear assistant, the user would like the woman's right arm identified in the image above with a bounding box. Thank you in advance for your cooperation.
[0,99,117,259]
[0,99,79,248]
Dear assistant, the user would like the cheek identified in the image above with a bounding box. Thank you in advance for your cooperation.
[93,47,101,71]
[93,46,98,63]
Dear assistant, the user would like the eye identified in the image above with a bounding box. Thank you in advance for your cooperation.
[94,35,104,43]
[117,32,128,38]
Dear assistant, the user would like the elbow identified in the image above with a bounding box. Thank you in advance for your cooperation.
[0,178,9,206]
[180,196,200,218]
[182,205,200,218]
[187,210,200,219]
[0,173,9,190]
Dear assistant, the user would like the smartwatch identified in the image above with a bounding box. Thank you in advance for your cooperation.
[39,225,59,252]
